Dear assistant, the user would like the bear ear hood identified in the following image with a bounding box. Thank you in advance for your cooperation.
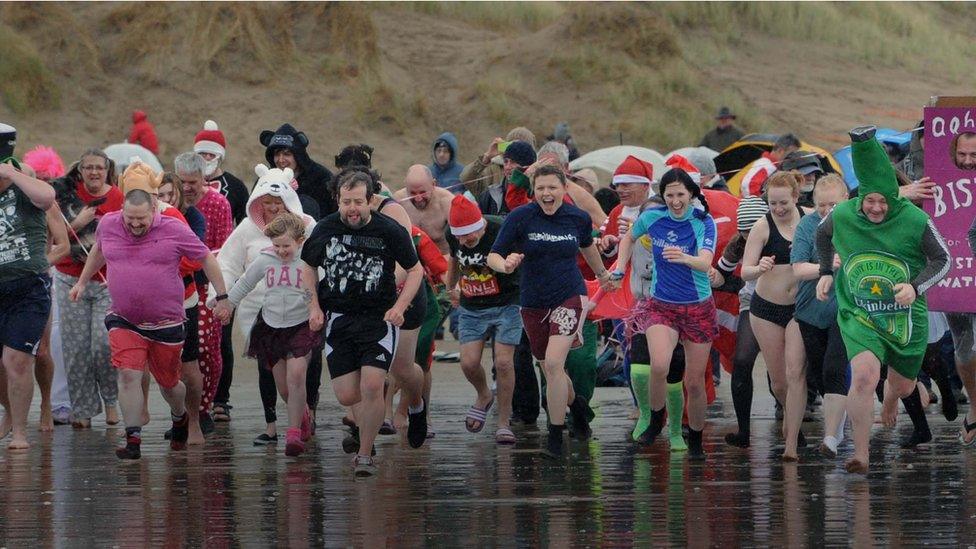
[247,164,305,229]
[850,125,902,217]
[260,124,312,170]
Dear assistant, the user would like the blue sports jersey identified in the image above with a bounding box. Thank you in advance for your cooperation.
[630,205,716,304]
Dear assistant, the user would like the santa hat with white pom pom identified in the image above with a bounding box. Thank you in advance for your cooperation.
[194,120,226,158]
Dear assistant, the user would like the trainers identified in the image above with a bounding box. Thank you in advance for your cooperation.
[199,412,215,435]
[253,433,278,446]
[285,428,305,457]
[353,455,378,477]
[407,398,428,449]
[300,408,313,442]
[170,413,189,451]
[116,435,142,460]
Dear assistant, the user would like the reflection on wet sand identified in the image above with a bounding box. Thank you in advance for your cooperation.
[0,368,974,546]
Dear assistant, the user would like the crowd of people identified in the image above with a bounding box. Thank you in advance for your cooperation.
[0,111,971,477]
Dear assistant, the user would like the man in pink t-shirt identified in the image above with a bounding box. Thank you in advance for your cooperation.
[69,189,229,460]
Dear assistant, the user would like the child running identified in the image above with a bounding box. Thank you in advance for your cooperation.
[214,212,324,457]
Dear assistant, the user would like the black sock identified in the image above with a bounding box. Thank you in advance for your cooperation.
[902,387,930,434]
[650,407,666,437]
[688,428,704,453]
[548,423,566,436]
[172,411,187,423]
[125,426,142,441]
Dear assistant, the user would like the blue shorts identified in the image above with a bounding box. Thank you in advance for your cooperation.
[0,273,52,355]
[458,304,523,346]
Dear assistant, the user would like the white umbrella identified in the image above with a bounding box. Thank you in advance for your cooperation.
[665,146,719,162]
[569,146,666,185]
[104,143,163,174]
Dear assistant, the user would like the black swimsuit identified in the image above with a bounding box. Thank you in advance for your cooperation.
[752,207,805,327]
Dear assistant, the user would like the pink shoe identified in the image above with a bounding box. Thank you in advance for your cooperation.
[300,408,313,442]
[285,428,305,457]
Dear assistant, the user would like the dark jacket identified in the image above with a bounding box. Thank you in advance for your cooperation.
[699,125,744,153]
[430,132,464,193]
[260,124,335,220]
[477,180,510,217]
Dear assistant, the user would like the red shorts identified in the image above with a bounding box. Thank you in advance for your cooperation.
[109,328,183,389]
[520,295,585,361]
[632,297,718,344]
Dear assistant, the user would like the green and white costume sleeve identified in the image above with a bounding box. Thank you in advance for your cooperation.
[815,127,950,379]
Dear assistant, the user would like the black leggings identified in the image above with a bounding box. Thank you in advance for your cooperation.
[257,343,325,425]
[797,319,849,396]
[629,333,686,384]
[729,311,762,435]
[875,341,954,404]
[214,321,234,406]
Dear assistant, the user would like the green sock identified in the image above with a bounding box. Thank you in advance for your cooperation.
[630,363,651,440]
[666,382,688,451]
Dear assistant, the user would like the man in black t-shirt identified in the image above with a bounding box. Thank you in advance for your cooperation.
[446,195,522,444]
[301,171,427,477]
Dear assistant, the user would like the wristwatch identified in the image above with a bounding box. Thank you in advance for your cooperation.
[214,294,228,302]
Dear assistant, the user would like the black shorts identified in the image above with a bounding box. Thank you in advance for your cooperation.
[0,273,51,356]
[181,305,200,363]
[400,286,428,331]
[324,312,398,379]
[749,292,795,329]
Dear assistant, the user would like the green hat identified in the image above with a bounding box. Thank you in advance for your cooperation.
[850,125,901,217]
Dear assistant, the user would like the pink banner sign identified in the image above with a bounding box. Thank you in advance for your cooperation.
[923,105,976,312]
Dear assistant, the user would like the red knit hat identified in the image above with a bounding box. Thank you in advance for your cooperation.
[449,194,486,236]
[665,154,701,184]
[194,120,226,158]
[612,155,654,186]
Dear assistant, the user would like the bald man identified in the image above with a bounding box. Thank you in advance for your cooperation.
[394,165,455,254]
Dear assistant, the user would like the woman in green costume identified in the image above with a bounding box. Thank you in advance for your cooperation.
[815,126,950,473]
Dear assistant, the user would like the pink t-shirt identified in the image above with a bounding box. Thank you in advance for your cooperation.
[96,210,210,327]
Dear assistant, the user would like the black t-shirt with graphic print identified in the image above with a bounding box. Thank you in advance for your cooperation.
[446,215,520,310]
[302,210,418,317]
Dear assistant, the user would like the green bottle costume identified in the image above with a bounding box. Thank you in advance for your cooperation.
[831,127,930,379]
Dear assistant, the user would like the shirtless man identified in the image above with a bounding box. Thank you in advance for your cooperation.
[394,165,454,254]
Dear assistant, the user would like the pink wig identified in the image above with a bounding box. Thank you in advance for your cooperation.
[23,145,66,181]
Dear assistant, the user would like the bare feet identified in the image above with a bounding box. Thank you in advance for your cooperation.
[845,458,869,474]
[881,397,899,427]
[72,418,91,429]
[105,405,120,426]
[188,425,205,446]
[781,452,799,462]
[7,434,29,450]
[39,407,54,432]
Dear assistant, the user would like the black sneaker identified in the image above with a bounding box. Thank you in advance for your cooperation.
[342,428,376,456]
[568,396,592,440]
[724,431,750,448]
[407,398,428,449]
[543,426,564,459]
[199,412,215,435]
[116,436,142,460]
[900,428,932,449]
[253,433,278,446]
[170,413,189,451]
[163,428,172,440]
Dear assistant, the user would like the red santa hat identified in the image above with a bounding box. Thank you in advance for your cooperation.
[665,154,701,184]
[612,155,654,186]
[449,194,486,236]
[194,120,226,158]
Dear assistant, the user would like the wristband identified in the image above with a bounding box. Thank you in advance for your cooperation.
[214,294,229,302]
[818,267,833,277]
[609,270,625,282]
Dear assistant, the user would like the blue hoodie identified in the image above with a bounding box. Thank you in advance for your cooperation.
[430,132,463,194]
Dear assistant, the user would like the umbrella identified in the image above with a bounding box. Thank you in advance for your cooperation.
[569,146,666,186]
[104,143,163,175]
[833,128,912,190]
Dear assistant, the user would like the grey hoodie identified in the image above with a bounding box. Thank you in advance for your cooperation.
[228,249,311,329]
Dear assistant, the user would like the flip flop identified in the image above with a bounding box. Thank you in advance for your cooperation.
[465,397,494,433]
[495,428,516,445]
[960,415,976,447]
